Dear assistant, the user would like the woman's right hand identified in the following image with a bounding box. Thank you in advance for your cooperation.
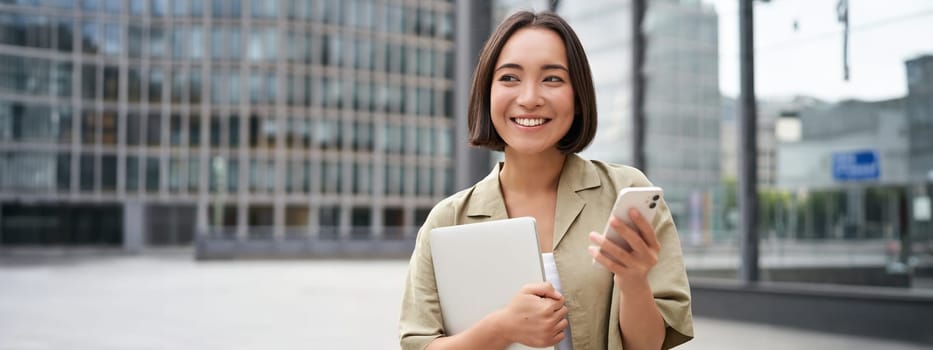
[497,282,569,348]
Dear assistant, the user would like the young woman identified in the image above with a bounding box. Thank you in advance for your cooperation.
[400,11,693,350]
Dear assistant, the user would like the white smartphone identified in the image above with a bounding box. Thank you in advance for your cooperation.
[601,186,664,252]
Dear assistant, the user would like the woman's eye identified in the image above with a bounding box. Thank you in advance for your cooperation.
[544,76,564,83]
[498,75,519,82]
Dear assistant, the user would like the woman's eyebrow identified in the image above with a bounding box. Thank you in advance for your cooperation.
[542,64,569,72]
[494,63,569,72]
[495,63,523,72]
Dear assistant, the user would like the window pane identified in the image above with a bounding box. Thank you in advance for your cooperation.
[128,67,142,102]
[210,27,224,59]
[126,156,139,191]
[151,0,168,17]
[101,154,116,191]
[56,153,70,191]
[103,66,119,101]
[126,112,141,145]
[149,68,164,102]
[170,114,182,146]
[189,113,201,146]
[147,113,161,146]
[81,110,97,144]
[146,157,159,192]
[188,156,199,191]
[149,27,166,58]
[189,69,202,103]
[172,0,187,16]
[103,22,120,56]
[81,21,99,54]
[128,25,144,58]
[79,154,94,191]
[211,71,226,104]
[190,25,204,59]
[101,110,118,145]
[81,64,98,100]
[172,26,186,58]
[229,114,239,147]
[169,157,182,191]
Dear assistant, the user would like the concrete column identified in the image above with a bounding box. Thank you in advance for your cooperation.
[123,201,145,252]
[196,200,208,237]
[373,204,384,239]
[845,186,864,238]
[454,0,493,191]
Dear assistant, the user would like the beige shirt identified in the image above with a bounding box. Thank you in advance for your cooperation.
[399,154,694,350]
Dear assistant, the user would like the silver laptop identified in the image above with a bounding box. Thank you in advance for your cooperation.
[429,217,554,350]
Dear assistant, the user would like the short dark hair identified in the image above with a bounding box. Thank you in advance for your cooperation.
[468,11,597,153]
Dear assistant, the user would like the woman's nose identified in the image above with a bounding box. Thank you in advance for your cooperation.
[516,83,544,109]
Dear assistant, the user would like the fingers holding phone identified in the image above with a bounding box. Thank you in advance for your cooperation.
[589,187,664,281]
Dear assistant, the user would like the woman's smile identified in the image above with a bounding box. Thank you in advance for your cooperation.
[512,116,552,128]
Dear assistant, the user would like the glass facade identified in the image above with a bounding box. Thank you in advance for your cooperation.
[524,0,933,291]
[0,0,457,245]
[563,0,721,232]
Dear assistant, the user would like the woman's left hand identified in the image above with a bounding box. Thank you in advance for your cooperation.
[588,208,662,288]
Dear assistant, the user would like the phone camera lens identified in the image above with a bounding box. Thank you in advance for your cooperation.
[649,202,657,209]
[652,195,660,201]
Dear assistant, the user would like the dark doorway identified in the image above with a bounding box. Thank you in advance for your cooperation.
[146,204,196,245]
[1,203,122,245]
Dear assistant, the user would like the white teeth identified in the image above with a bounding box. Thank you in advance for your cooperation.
[514,118,546,127]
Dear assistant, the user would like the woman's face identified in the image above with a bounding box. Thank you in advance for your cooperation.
[490,27,575,156]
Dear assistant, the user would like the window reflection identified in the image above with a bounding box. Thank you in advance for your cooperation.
[103,66,118,101]
[229,115,240,147]
[187,156,199,191]
[152,0,168,17]
[150,27,166,58]
[190,26,204,59]
[211,71,226,104]
[102,23,120,55]
[170,114,182,146]
[147,113,161,146]
[146,156,159,192]
[189,69,202,103]
[322,160,341,194]
[385,164,401,195]
[101,110,118,145]
[189,113,201,146]
[171,70,185,103]
[130,0,145,16]
[126,112,141,146]
[102,155,117,191]
[81,64,97,99]
[211,27,225,59]
[81,21,99,54]
[149,68,164,102]
[172,24,189,59]
[79,153,94,191]
[81,110,97,145]
[128,25,144,58]
[168,157,182,192]
[172,0,187,16]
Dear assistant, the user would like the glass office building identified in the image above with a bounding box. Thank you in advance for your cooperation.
[0,0,457,251]
[561,0,721,228]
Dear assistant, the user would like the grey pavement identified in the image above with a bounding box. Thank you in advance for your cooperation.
[0,250,928,350]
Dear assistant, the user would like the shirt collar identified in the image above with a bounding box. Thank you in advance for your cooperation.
[465,154,602,247]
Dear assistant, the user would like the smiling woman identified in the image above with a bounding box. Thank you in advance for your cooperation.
[400,10,693,350]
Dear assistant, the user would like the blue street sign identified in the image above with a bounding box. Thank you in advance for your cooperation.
[832,150,880,181]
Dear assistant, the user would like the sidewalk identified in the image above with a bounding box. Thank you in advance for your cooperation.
[0,252,927,350]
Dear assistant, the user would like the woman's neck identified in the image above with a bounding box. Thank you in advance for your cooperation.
[498,148,567,194]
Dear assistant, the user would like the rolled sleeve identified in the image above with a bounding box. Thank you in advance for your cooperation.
[399,200,456,349]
